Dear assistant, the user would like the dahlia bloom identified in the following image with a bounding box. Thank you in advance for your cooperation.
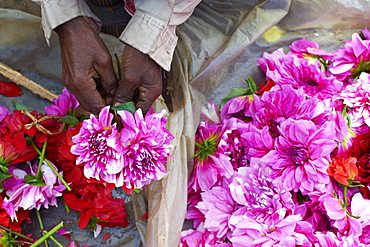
[118,108,173,190]
[229,214,313,246]
[44,87,79,116]
[330,30,370,82]
[229,164,295,227]
[196,185,237,238]
[2,162,66,221]
[248,85,326,138]
[71,106,124,186]
[263,119,337,194]
[266,55,342,100]
[340,72,370,127]
[289,37,333,61]
[188,119,235,192]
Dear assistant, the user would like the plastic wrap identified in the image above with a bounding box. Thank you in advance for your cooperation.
[1,0,370,246]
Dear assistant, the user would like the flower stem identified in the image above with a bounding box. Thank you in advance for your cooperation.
[31,143,72,191]
[0,225,33,241]
[343,186,348,205]
[36,140,47,179]
[30,221,64,247]
[35,209,48,247]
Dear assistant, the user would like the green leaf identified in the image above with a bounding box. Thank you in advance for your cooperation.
[245,76,257,93]
[62,115,79,127]
[111,101,136,114]
[134,188,142,194]
[220,88,251,108]
[12,102,31,111]
[24,174,46,186]
[0,165,11,193]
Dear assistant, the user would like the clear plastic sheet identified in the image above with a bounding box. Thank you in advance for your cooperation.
[1,0,370,246]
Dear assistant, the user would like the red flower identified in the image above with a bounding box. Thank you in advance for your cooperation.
[346,132,370,183]
[327,156,358,186]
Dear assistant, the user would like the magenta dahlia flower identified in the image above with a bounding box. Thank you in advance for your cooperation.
[196,185,237,239]
[188,119,235,192]
[45,88,79,116]
[2,162,66,221]
[248,85,326,138]
[71,106,124,185]
[263,119,337,194]
[229,164,295,227]
[267,55,342,100]
[330,30,370,82]
[118,108,174,190]
[289,37,334,61]
[340,72,370,127]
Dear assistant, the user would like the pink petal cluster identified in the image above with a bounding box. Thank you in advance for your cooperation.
[71,106,123,185]
[329,29,370,83]
[2,162,66,220]
[45,87,79,116]
[118,108,173,190]
[182,29,370,246]
[264,119,337,194]
[340,72,370,127]
[0,105,10,123]
[71,106,174,189]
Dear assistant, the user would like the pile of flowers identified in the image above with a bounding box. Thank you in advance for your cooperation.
[0,87,173,246]
[180,28,370,246]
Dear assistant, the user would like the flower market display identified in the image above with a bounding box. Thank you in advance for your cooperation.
[180,28,370,246]
[0,87,173,246]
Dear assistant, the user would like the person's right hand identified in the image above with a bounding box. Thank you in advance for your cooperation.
[55,16,118,114]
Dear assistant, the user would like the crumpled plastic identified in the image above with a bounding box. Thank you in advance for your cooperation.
[1,0,370,246]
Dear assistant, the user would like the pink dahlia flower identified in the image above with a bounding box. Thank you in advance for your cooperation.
[196,185,237,239]
[45,88,79,116]
[2,162,66,221]
[229,163,295,228]
[289,37,334,61]
[71,106,123,185]
[267,55,342,100]
[230,214,313,247]
[118,108,173,190]
[248,85,326,138]
[263,119,337,194]
[340,72,370,127]
[188,119,235,192]
[330,31,370,82]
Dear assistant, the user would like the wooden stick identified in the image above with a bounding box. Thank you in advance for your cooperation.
[0,61,58,102]
[0,61,92,116]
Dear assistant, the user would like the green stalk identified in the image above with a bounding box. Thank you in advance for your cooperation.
[36,141,48,179]
[343,186,348,205]
[35,210,48,247]
[0,225,33,241]
[31,143,72,191]
[30,222,64,247]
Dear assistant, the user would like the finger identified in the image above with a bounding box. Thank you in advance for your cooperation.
[135,83,162,115]
[113,80,138,106]
[65,75,106,115]
[94,51,119,98]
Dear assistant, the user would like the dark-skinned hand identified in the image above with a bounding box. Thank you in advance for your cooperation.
[55,16,118,114]
[114,44,162,115]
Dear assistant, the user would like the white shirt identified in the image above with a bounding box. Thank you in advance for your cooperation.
[33,0,201,71]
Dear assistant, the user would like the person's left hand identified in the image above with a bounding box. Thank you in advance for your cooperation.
[114,45,162,115]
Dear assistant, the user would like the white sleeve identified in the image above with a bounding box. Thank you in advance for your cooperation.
[119,0,201,71]
[35,0,101,44]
